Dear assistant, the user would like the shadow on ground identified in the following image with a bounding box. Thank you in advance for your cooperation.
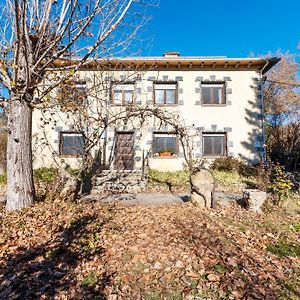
[0,215,111,299]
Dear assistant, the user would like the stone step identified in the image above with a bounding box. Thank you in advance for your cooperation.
[91,169,147,194]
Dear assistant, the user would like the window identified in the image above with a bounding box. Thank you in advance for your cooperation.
[60,132,85,156]
[202,133,226,156]
[112,83,135,105]
[154,83,177,105]
[153,133,178,157]
[201,82,225,105]
[58,80,87,111]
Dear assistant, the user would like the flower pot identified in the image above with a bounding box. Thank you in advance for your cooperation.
[160,152,172,157]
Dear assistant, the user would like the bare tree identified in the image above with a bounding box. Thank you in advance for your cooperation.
[264,51,300,170]
[0,0,153,210]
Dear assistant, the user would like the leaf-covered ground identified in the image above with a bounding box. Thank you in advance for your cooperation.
[0,199,299,299]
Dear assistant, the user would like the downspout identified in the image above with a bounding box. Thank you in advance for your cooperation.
[260,59,269,162]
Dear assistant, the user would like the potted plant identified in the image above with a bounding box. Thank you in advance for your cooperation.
[159,148,174,157]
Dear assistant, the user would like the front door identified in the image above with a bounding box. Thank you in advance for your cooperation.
[114,132,134,170]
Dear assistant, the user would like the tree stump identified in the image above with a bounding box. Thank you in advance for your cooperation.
[48,169,81,202]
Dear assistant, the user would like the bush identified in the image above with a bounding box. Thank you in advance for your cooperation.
[33,168,59,201]
[33,167,58,184]
[210,157,256,177]
[269,163,293,204]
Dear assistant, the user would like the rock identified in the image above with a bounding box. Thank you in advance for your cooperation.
[0,196,6,203]
[1,279,11,287]
[175,260,184,268]
[227,257,238,267]
[53,271,65,278]
[153,262,162,269]
[181,275,192,286]
[243,189,267,213]
[190,169,214,207]
[207,273,220,282]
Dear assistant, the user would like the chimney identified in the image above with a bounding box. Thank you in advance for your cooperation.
[163,51,180,58]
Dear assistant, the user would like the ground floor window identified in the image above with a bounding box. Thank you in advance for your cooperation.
[202,133,226,156]
[153,132,178,157]
[59,132,85,156]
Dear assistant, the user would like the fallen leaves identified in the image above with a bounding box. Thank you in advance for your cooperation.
[0,199,299,299]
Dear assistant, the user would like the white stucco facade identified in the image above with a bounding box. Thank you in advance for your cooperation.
[32,55,278,172]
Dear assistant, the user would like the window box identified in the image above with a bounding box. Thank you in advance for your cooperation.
[153,133,178,158]
[159,150,172,157]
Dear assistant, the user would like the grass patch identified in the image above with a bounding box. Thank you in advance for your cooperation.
[148,169,189,191]
[81,272,98,287]
[145,291,161,300]
[267,240,300,257]
[290,223,300,233]
[212,170,243,187]
[33,167,57,183]
[0,168,58,186]
[0,173,7,185]
[213,264,229,274]
[280,280,300,299]
[212,170,257,188]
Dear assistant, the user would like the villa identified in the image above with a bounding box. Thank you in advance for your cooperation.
[32,52,279,191]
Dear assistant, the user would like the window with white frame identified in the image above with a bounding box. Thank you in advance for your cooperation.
[202,133,226,156]
[153,132,178,157]
[154,82,177,105]
[59,132,85,156]
[201,82,225,105]
[112,83,135,105]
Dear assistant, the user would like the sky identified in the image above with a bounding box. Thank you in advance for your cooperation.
[143,0,300,58]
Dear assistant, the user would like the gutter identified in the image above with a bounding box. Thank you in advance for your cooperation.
[260,60,270,162]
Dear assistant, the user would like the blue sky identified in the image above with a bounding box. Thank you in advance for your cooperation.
[143,0,300,57]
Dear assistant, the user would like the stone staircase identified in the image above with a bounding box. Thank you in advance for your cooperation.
[91,170,147,194]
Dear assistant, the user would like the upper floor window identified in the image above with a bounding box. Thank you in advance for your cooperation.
[59,131,85,156]
[112,83,135,105]
[154,82,177,105]
[201,82,225,105]
[153,132,178,157]
[58,80,87,110]
[202,133,226,156]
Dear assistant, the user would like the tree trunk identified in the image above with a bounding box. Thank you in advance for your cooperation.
[6,94,35,210]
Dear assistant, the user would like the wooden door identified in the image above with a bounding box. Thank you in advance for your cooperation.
[114,132,134,170]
